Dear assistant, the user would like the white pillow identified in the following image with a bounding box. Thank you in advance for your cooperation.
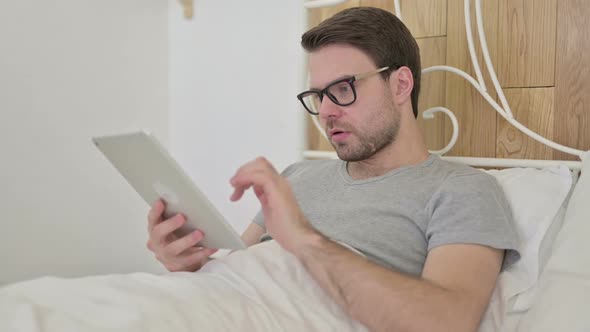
[518,151,590,331]
[478,165,573,331]
[487,166,573,298]
[513,170,578,310]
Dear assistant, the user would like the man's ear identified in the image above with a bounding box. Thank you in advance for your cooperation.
[389,66,414,105]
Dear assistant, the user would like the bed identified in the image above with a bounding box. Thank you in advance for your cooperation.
[1,157,588,331]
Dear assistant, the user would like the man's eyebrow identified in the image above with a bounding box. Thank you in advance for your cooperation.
[309,74,353,90]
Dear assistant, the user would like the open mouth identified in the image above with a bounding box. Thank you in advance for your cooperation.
[331,130,344,137]
[329,129,350,142]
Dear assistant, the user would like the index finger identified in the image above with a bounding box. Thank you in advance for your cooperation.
[147,199,166,232]
[229,157,280,202]
[231,157,278,181]
[230,170,277,202]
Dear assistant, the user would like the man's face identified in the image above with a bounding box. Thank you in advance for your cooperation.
[308,44,400,162]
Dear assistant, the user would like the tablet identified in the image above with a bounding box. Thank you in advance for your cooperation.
[92,130,247,250]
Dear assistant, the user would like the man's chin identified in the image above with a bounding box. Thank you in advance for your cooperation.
[333,146,347,161]
[335,148,365,162]
[332,141,364,161]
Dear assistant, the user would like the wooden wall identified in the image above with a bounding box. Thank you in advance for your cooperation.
[306,0,590,160]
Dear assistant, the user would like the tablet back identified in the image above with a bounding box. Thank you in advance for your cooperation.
[93,131,246,250]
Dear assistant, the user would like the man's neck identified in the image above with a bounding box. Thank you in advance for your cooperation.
[346,118,430,181]
[346,146,429,180]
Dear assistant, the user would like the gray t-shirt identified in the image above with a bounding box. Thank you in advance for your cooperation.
[254,154,520,276]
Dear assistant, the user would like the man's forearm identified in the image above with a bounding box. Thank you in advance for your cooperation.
[293,233,480,332]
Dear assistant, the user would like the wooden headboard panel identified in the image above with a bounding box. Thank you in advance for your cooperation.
[305,0,590,161]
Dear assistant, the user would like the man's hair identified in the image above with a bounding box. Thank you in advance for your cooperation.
[301,7,421,118]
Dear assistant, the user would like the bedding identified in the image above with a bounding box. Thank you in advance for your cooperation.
[0,240,367,332]
[479,154,589,332]
[478,165,575,331]
[517,151,590,331]
[485,166,573,303]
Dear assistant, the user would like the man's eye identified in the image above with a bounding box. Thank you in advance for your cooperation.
[332,82,351,95]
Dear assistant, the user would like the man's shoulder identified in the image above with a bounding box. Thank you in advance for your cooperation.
[425,157,500,195]
[431,156,493,181]
[426,159,502,201]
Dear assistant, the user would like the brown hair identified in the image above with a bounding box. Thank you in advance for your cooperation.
[301,7,421,118]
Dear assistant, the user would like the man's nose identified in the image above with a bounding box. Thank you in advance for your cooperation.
[318,96,343,121]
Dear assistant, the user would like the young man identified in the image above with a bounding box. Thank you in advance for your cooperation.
[147,7,519,332]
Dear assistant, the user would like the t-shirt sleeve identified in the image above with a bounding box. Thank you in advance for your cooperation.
[425,171,521,267]
[252,211,265,230]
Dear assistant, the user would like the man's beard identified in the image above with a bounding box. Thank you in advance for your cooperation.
[326,104,400,162]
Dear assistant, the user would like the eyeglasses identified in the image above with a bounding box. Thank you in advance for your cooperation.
[297,66,393,115]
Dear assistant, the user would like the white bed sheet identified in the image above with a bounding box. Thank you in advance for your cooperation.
[479,294,526,332]
[0,240,368,332]
[481,273,590,332]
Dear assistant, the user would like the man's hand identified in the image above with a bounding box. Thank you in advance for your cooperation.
[146,199,218,272]
[229,157,316,253]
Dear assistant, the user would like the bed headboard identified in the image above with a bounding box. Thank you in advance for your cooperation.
[303,0,590,166]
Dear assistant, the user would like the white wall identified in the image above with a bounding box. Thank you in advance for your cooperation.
[169,1,307,234]
[0,1,169,284]
[0,0,306,285]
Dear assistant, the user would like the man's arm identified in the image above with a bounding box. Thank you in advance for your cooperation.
[229,157,503,332]
[240,222,265,246]
[294,232,502,332]
[218,223,265,258]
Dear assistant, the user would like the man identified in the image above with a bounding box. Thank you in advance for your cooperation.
[147,7,519,332]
